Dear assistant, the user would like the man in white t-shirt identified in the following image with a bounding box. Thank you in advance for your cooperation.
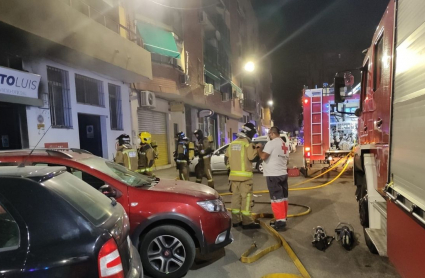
[256,127,290,231]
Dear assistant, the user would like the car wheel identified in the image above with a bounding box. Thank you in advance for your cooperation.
[258,161,264,173]
[140,225,196,278]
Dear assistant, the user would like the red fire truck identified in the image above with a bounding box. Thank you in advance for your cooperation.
[302,86,360,176]
[333,0,425,276]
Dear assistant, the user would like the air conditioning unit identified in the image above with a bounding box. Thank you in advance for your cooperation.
[222,92,230,102]
[204,83,214,96]
[180,74,190,85]
[139,91,156,109]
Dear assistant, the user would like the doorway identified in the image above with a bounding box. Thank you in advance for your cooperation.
[78,114,103,157]
[0,102,28,150]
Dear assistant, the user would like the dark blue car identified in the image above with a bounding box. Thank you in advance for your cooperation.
[0,166,143,278]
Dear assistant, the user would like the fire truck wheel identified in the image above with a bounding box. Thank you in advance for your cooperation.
[364,228,378,254]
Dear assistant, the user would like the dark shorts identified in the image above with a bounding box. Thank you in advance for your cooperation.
[266,175,288,201]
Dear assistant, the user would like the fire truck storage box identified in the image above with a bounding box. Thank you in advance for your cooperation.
[288,168,300,177]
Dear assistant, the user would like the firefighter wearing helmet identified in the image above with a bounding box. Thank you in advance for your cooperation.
[224,123,260,229]
[174,131,190,180]
[193,129,214,188]
[137,131,155,176]
[115,134,138,171]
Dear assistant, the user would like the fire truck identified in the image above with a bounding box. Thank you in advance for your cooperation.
[302,86,360,176]
[333,0,425,276]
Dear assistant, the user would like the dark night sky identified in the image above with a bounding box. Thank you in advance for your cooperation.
[251,0,390,132]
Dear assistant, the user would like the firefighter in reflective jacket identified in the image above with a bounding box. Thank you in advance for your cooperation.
[137,132,155,176]
[174,131,190,180]
[193,129,214,188]
[115,134,138,171]
[225,123,260,229]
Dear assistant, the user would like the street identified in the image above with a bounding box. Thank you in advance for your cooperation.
[154,148,400,278]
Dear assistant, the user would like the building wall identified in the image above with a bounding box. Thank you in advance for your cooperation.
[25,57,132,160]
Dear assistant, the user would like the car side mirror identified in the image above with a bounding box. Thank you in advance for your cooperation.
[99,184,117,198]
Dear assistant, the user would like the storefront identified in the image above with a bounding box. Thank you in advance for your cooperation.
[0,65,42,150]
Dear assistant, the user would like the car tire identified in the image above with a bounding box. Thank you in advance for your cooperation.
[364,228,378,255]
[257,161,264,173]
[139,225,196,278]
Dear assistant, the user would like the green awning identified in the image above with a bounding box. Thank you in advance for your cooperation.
[204,63,220,81]
[136,22,180,58]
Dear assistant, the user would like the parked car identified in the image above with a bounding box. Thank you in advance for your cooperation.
[0,149,232,278]
[0,166,143,278]
[189,144,259,174]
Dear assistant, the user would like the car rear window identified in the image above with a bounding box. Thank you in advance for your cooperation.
[43,172,113,226]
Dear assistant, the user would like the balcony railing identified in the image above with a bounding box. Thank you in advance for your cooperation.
[63,0,142,47]
[243,98,257,112]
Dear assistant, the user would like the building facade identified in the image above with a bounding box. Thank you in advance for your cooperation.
[0,0,272,169]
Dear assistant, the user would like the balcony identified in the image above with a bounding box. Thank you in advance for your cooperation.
[243,98,257,114]
[0,0,152,82]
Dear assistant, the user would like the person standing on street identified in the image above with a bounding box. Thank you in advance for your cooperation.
[174,131,190,181]
[193,129,214,188]
[256,126,290,231]
[137,131,155,176]
[114,134,138,171]
[225,123,260,229]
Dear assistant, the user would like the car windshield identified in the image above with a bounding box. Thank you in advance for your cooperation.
[78,157,152,187]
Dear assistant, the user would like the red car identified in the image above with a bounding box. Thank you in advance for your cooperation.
[0,149,232,278]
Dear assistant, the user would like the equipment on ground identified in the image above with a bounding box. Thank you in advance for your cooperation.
[312,226,334,251]
[335,222,355,251]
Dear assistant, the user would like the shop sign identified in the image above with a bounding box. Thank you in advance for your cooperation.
[198,109,214,118]
[0,66,41,99]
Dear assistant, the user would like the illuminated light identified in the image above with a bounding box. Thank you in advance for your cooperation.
[267,100,274,106]
[305,147,311,152]
[328,156,333,161]
[307,152,311,157]
[244,62,255,72]
[304,98,309,104]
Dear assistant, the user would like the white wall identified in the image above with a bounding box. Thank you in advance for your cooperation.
[24,57,132,160]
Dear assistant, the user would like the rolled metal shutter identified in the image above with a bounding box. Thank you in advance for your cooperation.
[137,109,169,167]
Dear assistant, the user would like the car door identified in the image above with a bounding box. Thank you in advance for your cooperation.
[0,196,28,277]
[211,145,228,171]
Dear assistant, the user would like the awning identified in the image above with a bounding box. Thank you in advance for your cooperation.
[136,22,180,58]
[204,63,220,81]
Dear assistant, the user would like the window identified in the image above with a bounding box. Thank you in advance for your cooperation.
[373,35,384,91]
[0,203,20,251]
[75,74,104,106]
[47,66,73,128]
[108,84,123,130]
[44,172,112,226]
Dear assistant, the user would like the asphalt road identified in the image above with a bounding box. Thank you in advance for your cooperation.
[154,147,400,278]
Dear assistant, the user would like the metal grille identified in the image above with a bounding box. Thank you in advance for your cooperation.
[47,66,72,128]
[75,74,105,107]
[108,84,123,130]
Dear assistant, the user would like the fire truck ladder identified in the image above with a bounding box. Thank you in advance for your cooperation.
[311,90,323,156]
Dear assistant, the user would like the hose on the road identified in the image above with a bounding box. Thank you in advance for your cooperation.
[219,153,352,278]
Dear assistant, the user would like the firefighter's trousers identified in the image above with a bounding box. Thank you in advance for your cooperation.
[230,180,255,225]
[195,156,214,188]
[177,161,189,181]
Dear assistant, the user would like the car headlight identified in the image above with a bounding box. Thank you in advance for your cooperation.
[197,199,226,212]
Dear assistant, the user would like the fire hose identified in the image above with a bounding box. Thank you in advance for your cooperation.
[219,152,352,278]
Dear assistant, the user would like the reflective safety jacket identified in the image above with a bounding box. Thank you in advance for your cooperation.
[138,144,154,170]
[225,137,257,181]
[115,146,138,171]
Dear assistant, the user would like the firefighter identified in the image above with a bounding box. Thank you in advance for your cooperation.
[114,134,138,171]
[225,123,260,229]
[174,131,190,181]
[193,129,214,188]
[137,131,155,176]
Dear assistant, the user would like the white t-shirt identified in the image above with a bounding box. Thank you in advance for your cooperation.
[263,137,289,176]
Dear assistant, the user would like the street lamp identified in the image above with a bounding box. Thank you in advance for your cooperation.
[244,61,255,72]
[267,100,274,106]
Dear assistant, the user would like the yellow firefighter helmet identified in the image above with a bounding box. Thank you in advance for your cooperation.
[139,131,152,144]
